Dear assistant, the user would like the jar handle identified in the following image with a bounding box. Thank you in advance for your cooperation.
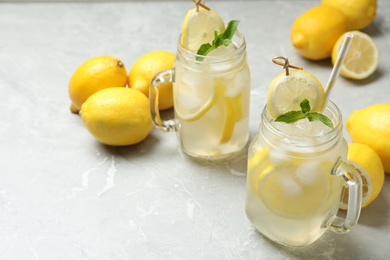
[329,158,362,233]
[149,68,178,132]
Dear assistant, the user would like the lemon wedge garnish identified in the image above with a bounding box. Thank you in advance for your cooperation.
[332,31,379,80]
[267,70,325,118]
[181,7,225,52]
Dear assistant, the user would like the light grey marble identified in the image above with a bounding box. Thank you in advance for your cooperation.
[0,1,389,259]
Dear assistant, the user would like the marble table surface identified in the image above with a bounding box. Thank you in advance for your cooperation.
[1,0,390,259]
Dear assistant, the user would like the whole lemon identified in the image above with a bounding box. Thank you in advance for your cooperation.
[291,5,348,60]
[346,104,390,173]
[128,50,175,110]
[68,56,127,113]
[81,87,154,146]
[322,0,377,30]
[339,143,384,209]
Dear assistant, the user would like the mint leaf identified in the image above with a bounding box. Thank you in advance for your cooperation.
[197,43,213,57]
[196,20,240,61]
[275,111,306,124]
[307,113,333,128]
[300,99,311,114]
[221,20,239,40]
[274,99,333,128]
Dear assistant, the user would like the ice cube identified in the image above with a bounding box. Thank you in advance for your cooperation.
[224,64,250,97]
[280,174,303,197]
[177,93,203,111]
[205,45,237,73]
[269,149,289,165]
[295,162,325,185]
[207,44,236,57]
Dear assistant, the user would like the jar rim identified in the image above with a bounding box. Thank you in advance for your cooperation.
[261,100,343,146]
[176,30,246,64]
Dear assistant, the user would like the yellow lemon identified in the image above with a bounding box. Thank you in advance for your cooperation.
[68,56,127,113]
[346,104,390,173]
[128,50,175,111]
[322,0,377,30]
[291,5,348,60]
[181,7,225,52]
[339,143,384,209]
[81,87,153,146]
[332,31,379,80]
[267,69,325,118]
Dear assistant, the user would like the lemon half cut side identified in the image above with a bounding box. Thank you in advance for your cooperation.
[339,143,385,209]
[332,31,379,80]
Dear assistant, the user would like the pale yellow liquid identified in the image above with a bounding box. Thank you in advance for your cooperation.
[173,57,250,159]
[245,121,347,247]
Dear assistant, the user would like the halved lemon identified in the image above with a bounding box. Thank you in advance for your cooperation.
[258,162,331,218]
[267,70,325,118]
[181,7,225,52]
[332,31,379,80]
[339,143,385,209]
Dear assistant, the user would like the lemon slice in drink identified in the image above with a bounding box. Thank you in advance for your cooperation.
[181,7,225,52]
[267,70,325,118]
[219,93,243,144]
[332,31,379,80]
[247,147,272,194]
[220,96,236,144]
[175,81,223,122]
[258,162,331,218]
[175,88,218,122]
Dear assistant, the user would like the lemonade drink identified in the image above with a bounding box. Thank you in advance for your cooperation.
[245,101,352,247]
[173,31,250,158]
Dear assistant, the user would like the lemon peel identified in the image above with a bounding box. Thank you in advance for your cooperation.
[321,0,377,30]
[68,56,127,113]
[346,104,390,173]
[291,5,348,60]
[339,143,384,209]
[128,50,175,110]
[81,87,153,146]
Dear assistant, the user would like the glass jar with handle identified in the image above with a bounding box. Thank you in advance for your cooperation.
[245,101,362,247]
[150,31,250,159]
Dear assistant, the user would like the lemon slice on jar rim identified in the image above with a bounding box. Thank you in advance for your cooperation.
[267,69,325,118]
[181,7,225,52]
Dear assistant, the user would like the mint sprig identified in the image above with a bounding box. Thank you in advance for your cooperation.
[196,20,240,61]
[275,99,333,128]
